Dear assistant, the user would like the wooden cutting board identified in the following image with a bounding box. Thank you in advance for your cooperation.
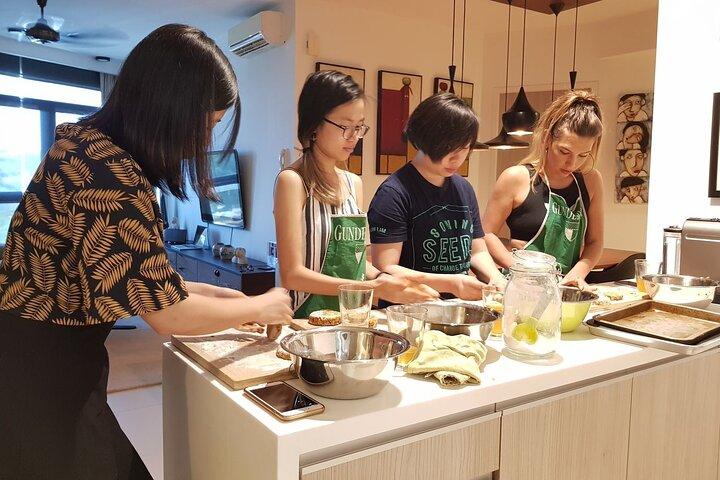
[171,327,294,390]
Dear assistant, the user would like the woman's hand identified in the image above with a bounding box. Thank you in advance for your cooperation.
[560,275,595,292]
[372,274,439,304]
[245,288,293,326]
[452,275,485,301]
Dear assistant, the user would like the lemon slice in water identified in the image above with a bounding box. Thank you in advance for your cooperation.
[512,323,538,345]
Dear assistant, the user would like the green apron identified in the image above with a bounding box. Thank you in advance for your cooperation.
[524,176,587,275]
[294,214,367,318]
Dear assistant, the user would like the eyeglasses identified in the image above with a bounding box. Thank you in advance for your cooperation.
[323,118,370,140]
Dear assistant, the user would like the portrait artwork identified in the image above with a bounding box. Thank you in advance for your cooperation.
[615,92,653,203]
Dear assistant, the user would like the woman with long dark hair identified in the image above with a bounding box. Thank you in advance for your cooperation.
[274,70,437,317]
[0,24,292,479]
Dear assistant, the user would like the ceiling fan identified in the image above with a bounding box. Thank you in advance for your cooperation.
[7,0,126,46]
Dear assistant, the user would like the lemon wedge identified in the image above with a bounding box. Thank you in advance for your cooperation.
[512,323,538,345]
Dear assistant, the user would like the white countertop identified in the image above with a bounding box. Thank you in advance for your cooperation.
[165,323,677,460]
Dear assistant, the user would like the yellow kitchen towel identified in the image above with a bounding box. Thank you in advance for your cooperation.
[405,330,487,386]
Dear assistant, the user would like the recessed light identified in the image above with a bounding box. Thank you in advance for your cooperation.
[95,56,111,62]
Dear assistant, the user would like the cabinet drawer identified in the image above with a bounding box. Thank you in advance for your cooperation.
[175,255,197,282]
[301,414,500,480]
[165,250,178,270]
[197,262,242,290]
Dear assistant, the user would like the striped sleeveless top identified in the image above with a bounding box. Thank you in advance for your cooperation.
[290,170,363,311]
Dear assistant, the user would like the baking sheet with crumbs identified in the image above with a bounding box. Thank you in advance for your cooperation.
[593,301,720,345]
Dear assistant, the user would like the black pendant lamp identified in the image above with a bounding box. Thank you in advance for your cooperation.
[483,0,529,150]
[502,0,538,136]
[569,0,579,89]
[549,2,564,100]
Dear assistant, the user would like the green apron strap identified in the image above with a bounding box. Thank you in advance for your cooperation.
[294,214,368,318]
[524,177,588,275]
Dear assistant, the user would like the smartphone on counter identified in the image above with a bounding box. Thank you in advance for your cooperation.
[244,381,324,421]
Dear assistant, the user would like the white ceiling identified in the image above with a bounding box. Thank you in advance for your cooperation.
[0,0,658,66]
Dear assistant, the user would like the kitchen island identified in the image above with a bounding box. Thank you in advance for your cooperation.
[163,325,720,480]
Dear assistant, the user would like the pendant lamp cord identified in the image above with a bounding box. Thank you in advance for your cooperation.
[572,0,578,70]
[551,4,561,100]
[451,0,456,66]
[504,0,512,110]
[520,0,527,87]
[461,0,467,90]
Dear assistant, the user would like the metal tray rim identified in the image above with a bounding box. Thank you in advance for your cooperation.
[583,317,720,355]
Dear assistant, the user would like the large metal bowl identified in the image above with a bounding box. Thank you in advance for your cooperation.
[642,274,719,309]
[280,327,409,400]
[416,302,499,342]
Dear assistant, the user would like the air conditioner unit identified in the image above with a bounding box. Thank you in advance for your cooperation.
[228,11,289,57]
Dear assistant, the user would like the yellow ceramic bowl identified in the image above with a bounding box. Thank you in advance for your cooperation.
[560,287,599,333]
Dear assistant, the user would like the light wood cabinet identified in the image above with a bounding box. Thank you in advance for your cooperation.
[301,415,500,480]
[627,351,720,480]
[499,378,633,480]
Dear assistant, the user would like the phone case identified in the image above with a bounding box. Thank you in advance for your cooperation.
[244,382,324,421]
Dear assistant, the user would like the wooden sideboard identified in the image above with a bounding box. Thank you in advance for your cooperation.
[165,246,275,295]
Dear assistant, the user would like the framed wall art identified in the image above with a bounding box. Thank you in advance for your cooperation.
[709,92,720,197]
[376,70,422,175]
[433,77,474,108]
[316,62,366,175]
[615,92,653,204]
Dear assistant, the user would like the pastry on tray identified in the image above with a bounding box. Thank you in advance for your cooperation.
[308,309,341,326]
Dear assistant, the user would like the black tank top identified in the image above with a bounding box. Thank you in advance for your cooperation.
[506,165,591,242]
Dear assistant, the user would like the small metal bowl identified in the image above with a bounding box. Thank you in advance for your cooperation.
[642,274,719,309]
[280,327,409,400]
[416,302,499,342]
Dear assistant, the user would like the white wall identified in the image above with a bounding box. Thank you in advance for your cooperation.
[174,1,296,263]
[294,0,489,210]
[479,9,658,252]
[645,0,720,263]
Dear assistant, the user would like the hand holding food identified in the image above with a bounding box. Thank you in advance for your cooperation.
[453,275,485,301]
[248,288,293,327]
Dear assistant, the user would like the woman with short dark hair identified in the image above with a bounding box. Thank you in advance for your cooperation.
[368,93,506,303]
[0,24,292,479]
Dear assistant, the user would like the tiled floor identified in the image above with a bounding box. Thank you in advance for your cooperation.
[108,385,164,480]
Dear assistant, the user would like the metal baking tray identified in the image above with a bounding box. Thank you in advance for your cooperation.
[585,301,720,355]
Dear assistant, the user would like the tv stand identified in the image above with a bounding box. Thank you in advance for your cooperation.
[165,246,275,295]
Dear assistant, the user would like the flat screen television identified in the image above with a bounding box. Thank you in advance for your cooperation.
[198,149,245,229]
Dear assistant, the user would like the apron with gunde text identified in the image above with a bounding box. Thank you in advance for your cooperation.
[523,176,587,275]
[294,214,367,318]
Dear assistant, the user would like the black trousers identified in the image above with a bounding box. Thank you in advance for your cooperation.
[0,314,153,480]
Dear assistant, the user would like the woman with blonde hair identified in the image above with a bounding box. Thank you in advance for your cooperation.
[274,71,437,317]
[482,90,605,289]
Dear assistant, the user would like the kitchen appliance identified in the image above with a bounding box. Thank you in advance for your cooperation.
[662,226,682,275]
[679,218,720,303]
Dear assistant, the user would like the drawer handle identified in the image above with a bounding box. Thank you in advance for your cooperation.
[214,269,220,277]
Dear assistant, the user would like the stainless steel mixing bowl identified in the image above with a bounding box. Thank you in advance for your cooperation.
[280,327,409,400]
[416,302,499,342]
[642,274,719,308]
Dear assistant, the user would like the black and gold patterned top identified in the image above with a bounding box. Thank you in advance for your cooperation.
[0,123,188,326]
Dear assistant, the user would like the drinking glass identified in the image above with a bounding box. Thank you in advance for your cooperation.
[338,284,374,326]
[634,259,660,293]
[385,305,427,366]
[482,286,504,337]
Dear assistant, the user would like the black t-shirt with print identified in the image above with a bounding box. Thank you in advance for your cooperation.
[368,163,484,275]
[0,123,188,326]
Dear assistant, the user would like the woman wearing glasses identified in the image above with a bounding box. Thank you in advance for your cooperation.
[274,71,437,317]
[482,90,605,290]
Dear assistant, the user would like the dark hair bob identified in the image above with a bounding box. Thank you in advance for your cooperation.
[82,24,241,200]
[404,93,479,162]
